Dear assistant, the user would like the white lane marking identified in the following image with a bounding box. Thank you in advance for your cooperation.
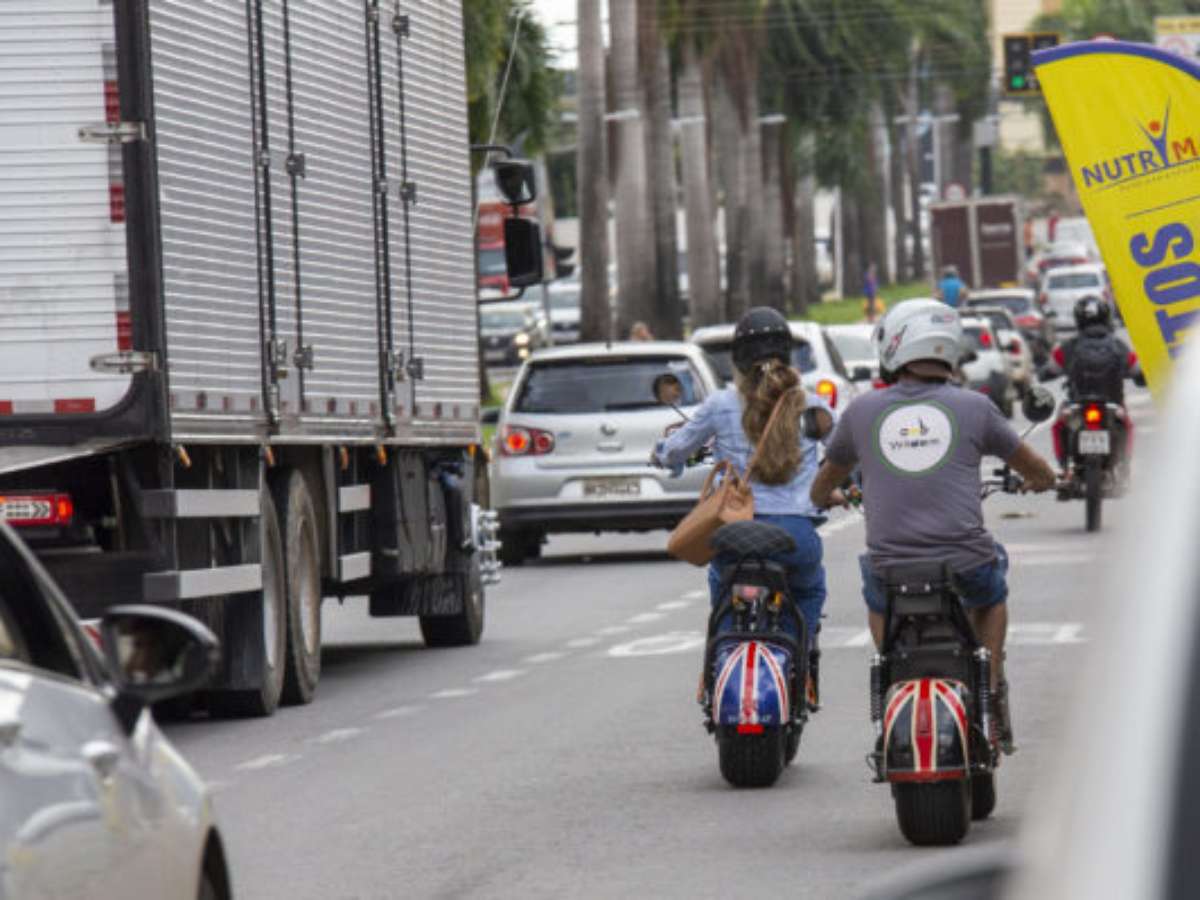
[682,589,708,600]
[627,612,665,624]
[656,600,690,611]
[1052,623,1086,644]
[1137,425,1156,435]
[429,687,478,699]
[565,636,600,649]
[594,625,632,637]
[311,727,364,745]
[1008,622,1087,645]
[524,651,567,664]
[1127,393,1153,407]
[474,669,526,683]
[608,631,706,658]
[236,753,298,772]
[374,705,422,720]
[1004,542,1097,554]
[844,628,874,648]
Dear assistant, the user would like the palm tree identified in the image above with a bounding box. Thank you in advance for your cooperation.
[576,0,610,342]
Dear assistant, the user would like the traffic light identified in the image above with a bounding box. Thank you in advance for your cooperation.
[1003,32,1060,96]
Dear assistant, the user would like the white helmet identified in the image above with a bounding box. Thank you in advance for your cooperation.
[874,299,963,376]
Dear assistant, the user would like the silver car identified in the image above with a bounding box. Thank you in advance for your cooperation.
[960,315,1017,418]
[690,320,861,412]
[825,322,881,384]
[0,522,230,899]
[491,342,722,565]
[1039,263,1108,334]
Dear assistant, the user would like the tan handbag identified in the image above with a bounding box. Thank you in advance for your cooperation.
[666,389,799,566]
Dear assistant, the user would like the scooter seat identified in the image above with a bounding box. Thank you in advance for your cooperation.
[883,560,953,594]
[711,520,796,558]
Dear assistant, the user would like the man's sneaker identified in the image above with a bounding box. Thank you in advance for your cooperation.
[994,679,1016,755]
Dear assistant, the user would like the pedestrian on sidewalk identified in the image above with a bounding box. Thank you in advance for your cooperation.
[629,321,654,341]
[862,262,881,323]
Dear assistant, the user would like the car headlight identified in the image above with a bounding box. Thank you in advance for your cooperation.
[514,333,530,346]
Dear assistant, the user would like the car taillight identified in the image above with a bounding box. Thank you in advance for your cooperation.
[1008,337,1022,355]
[1083,404,1104,430]
[815,378,838,409]
[871,379,888,390]
[978,331,993,349]
[501,425,555,456]
[1015,314,1040,327]
[0,493,74,527]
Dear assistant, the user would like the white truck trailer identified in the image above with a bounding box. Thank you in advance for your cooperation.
[0,0,530,716]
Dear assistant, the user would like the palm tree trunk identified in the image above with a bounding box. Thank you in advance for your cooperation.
[790,134,818,316]
[576,0,610,342]
[714,70,746,319]
[859,103,889,287]
[905,41,926,281]
[886,95,909,283]
[742,84,767,309]
[609,0,655,339]
[639,0,681,338]
[678,38,721,328]
[761,117,786,311]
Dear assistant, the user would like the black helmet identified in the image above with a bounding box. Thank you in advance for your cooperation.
[732,307,791,374]
[1073,295,1112,331]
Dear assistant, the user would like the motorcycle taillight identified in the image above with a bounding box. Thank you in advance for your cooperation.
[1083,404,1104,430]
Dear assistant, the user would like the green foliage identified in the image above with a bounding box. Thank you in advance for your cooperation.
[463,0,562,170]
[799,280,932,324]
[993,149,1045,199]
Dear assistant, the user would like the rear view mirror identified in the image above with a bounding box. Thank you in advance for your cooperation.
[100,605,219,731]
[494,159,536,206]
[504,218,543,288]
[960,349,979,366]
[652,373,683,406]
[851,365,873,382]
[1007,340,1021,354]
[1022,385,1056,423]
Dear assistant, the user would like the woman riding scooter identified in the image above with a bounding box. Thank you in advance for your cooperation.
[652,307,843,701]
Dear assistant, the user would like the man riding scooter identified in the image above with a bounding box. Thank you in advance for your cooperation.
[1040,296,1141,487]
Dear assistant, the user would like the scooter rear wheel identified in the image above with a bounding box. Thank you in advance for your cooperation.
[718,728,785,788]
[893,780,970,845]
[1085,458,1103,532]
[970,771,997,820]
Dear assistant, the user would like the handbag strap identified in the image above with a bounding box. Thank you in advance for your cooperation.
[699,459,735,498]
[744,387,803,482]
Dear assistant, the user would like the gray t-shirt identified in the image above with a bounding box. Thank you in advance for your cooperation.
[825,380,1021,573]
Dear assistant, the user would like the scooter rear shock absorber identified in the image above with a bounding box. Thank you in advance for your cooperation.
[974,647,993,743]
[869,654,884,737]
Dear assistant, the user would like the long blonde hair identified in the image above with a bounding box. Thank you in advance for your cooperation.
[736,359,806,485]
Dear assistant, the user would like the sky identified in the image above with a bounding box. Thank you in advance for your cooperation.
[530,0,602,69]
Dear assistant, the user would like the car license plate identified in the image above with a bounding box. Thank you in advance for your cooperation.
[583,477,641,498]
[1078,431,1110,455]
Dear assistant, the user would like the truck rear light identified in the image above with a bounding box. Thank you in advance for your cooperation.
[501,426,554,456]
[0,493,74,527]
[104,79,120,124]
[116,310,132,351]
[815,378,838,409]
[109,183,125,223]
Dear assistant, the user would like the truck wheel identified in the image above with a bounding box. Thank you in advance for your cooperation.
[420,555,485,647]
[275,471,322,705]
[209,492,287,718]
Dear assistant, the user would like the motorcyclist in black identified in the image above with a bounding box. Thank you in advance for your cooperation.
[1042,296,1138,477]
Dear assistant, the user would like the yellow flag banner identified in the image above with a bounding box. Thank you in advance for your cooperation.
[1034,41,1200,392]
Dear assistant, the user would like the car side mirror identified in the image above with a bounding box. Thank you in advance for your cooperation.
[100,606,219,732]
[1133,369,1147,388]
[851,365,873,382]
[1007,339,1021,354]
[960,349,979,366]
[504,218,544,288]
[1022,384,1057,423]
[493,159,537,206]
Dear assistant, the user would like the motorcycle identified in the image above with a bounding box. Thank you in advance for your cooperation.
[867,386,1055,845]
[703,520,816,788]
[1056,397,1126,532]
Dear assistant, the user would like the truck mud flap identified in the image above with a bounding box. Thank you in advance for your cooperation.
[370,451,447,578]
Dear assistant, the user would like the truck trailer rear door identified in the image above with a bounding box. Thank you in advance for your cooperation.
[0,3,132,416]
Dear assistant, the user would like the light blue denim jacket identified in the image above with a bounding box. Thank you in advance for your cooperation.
[654,386,834,517]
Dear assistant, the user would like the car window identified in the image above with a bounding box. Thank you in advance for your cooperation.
[514,357,706,413]
[481,309,526,330]
[829,332,876,363]
[0,593,29,664]
[978,311,1013,332]
[963,325,996,351]
[478,247,506,276]
[548,289,579,310]
[697,340,817,383]
[823,334,849,378]
[970,295,1031,315]
[0,539,80,679]
[1047,272,1101,289]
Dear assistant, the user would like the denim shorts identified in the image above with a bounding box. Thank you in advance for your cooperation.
[859,544,1009,615]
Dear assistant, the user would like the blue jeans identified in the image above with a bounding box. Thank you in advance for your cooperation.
[707,514,826,647]
[859,544,1009,615]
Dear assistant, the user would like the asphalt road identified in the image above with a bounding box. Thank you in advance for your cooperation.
[166,386,1155,900]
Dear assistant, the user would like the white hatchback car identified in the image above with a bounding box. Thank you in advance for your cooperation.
[0,522,230,900]
[1040,263,1109,335]
[690,320,863,411]
[491,342,722,565]
[959,315,1017,418]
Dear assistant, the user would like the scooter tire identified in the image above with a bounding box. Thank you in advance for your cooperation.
[970,771,997,820]
[784,726,801,765]
[893,781,970,846]
[1085,458,1103,533]
[718,729,785,788]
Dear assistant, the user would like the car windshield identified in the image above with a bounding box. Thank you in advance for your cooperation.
[481,309,526,330]
[969,295,1031,315]
[514,357,703,413]
[478,247,507,276]
[829,333,875,363]
[976,311,1012,332]
[1047,272,1100,290]
[698,340,817,382]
